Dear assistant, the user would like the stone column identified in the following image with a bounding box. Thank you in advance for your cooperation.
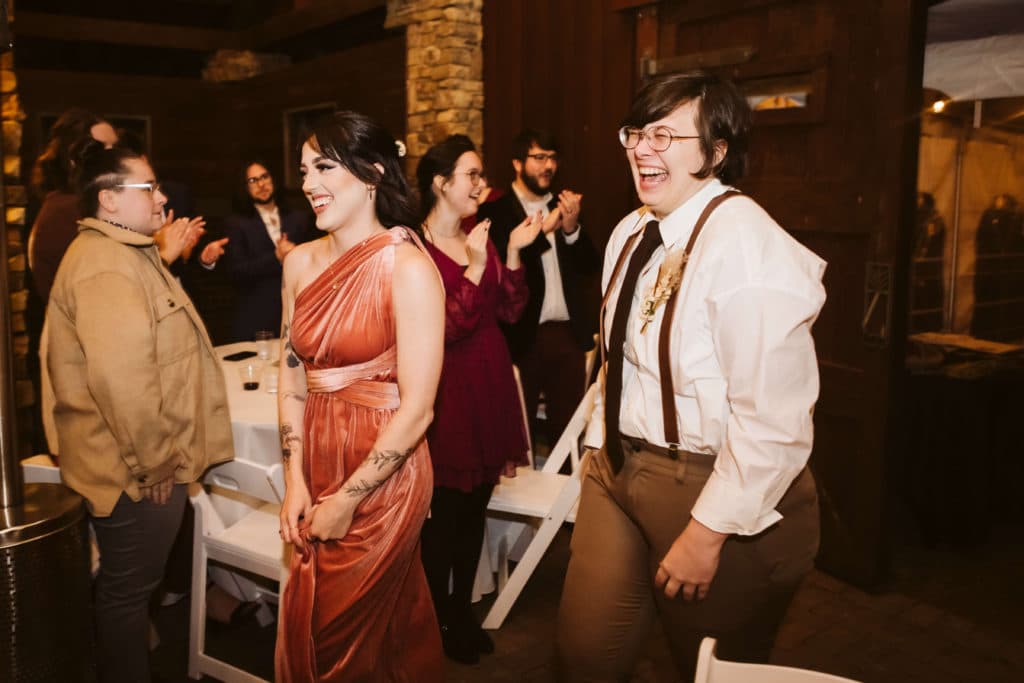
[385,0,484,173]
[1,45,31,459]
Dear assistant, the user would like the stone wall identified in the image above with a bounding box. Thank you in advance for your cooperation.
[386,0,484,173]
[2,39,32,458]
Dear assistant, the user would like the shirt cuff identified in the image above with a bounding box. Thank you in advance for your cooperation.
[562,225,582,244]
[690,470,782,536]
[200,260,217,271]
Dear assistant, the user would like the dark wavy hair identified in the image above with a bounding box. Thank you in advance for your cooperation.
[302,111,417,229]
[416,134,476,221]
[624,71,751,185]
[232,157,283,215]
[73,138,146,217]
[31,107,103,196]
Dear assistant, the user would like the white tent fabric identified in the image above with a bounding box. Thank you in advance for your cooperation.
[924,34,1024,101]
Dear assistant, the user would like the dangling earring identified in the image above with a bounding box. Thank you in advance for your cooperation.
[367,185,376,200]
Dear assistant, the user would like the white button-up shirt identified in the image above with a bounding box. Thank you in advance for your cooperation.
[513,187,578,323]
[584,179,827,536]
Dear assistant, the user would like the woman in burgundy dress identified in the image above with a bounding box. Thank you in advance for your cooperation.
[275,111,445,682]
[416,134,541,663]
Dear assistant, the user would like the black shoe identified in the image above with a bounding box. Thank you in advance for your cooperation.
[440,623,479,665]
[452,605,494,655]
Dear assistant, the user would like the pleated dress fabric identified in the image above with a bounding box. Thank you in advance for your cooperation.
[275,228,443,682]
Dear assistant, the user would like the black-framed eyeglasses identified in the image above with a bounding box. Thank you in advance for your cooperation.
[246,172,272,185]
[456,170,484,186]
[116,182,163,194]
[526,152,558,163]
[618,126,700,152]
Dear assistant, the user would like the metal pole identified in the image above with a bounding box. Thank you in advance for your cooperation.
[944,121,965,332]
[0,0,22,510]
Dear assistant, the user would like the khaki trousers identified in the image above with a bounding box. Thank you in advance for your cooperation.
[557,439,819,682]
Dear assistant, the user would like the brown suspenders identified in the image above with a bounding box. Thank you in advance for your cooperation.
[601,191,742,454]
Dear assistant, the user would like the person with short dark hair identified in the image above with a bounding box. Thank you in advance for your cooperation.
[46,140,233,683]
[558,71,826,680]
[416,134,537,664]
[275,111,445,682]
[223,158,316,342]
[477,128,599,448]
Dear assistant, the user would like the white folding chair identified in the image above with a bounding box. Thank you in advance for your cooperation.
[188,459,287,683]
[480,382,598,629]
[21,454,62,484]
[694,637,862,683]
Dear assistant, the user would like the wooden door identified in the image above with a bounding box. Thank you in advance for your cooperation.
[617,0,929,587]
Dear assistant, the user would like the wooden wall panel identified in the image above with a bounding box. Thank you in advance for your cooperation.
[17,32,405,222]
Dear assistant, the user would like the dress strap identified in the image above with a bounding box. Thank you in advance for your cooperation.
[305,346,400,409]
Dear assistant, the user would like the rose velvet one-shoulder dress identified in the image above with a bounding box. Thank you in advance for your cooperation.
[275,228,443,683]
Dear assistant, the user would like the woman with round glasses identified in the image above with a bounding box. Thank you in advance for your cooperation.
[415,134,539,664]
[558,71,826,680]
[46,140,233,682]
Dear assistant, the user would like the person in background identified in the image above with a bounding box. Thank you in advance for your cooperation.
[275,111,445,682]
[477,129,599,449]
[559,71,825,680]
[46,140,233,683]
[416,135,538,664]
[29,108,118,303]
[224,158,316,342]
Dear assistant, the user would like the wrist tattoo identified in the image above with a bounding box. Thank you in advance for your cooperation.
[280,423,301,462]
[343,478,385,497]
[368,446,415,471]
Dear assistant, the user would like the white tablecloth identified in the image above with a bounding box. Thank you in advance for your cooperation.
[217,341,281,466]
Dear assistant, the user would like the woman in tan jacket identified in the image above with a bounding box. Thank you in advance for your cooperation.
[46,141,233,683]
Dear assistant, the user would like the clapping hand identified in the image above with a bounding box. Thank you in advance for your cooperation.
[275,235,296,262]
[508,211,543,251]
[200,237,229,266]
[156,210,206,264]
[465,220,490,269]
[557,190,583,233]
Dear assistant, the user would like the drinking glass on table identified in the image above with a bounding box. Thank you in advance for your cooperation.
[254,330,274,360]
[237,361,263,391]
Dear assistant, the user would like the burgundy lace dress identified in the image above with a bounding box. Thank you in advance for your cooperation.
[423,237,530,490]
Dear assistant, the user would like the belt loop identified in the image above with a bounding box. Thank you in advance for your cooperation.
[666,443,680,460]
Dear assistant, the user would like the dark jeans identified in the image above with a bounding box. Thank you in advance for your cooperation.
[518,321,587,447]
[420,483,494,623]
[90,484,188,683]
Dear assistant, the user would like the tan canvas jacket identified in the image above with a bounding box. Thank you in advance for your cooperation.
[46,217,234,516]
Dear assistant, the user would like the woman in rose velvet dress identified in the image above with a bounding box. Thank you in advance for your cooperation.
[415,134,541,664]
[275,111,445,682]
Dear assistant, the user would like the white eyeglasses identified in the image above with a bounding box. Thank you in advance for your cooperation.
[116,182,163,194]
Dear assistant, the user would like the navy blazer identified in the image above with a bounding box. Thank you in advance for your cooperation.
[224,205,317,342]
[477,191,599,361]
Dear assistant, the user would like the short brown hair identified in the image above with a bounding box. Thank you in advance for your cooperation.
[624,71,750,185]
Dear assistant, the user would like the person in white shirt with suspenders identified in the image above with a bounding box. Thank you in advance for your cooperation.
[558,71,827,681]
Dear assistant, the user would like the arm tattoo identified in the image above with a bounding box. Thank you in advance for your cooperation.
[341,447,416,498]
[282,390,307,403]
[282,323,301,368]
[280,423,302,462]
[343,478,385,498]
[367,446,416,471]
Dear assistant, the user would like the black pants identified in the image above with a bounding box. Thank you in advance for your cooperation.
[420,483,494,624]
[90,484,188,683]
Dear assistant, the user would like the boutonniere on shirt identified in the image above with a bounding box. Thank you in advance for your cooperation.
[639,249,688,333]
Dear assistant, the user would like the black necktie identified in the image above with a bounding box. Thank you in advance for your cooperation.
[604,220,662,473]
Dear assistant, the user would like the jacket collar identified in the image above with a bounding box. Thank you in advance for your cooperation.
[78,217,156,248]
